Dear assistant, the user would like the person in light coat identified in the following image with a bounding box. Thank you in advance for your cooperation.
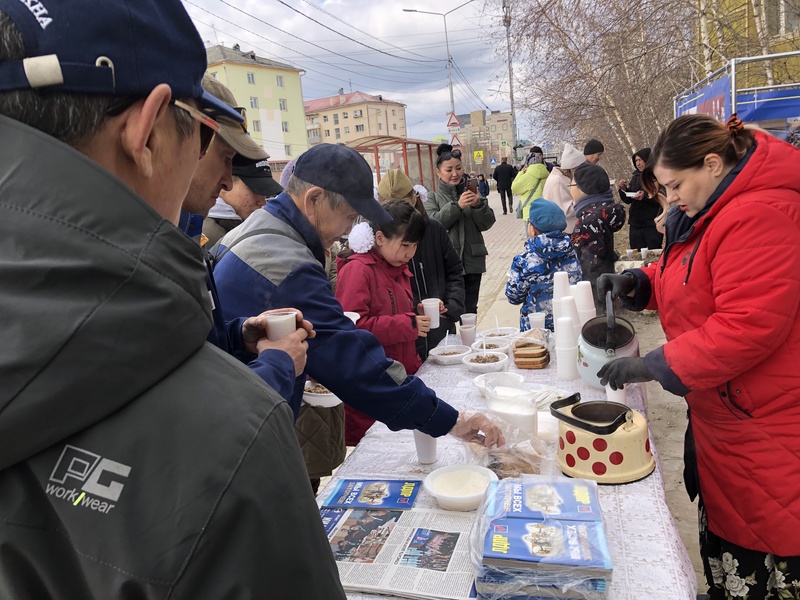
[542,143,585,235]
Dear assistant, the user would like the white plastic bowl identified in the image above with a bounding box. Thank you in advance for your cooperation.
[478,327,520,342]
[471,338,512,355]
[462,351,509,373]
[428,345,471,365]
[303,380,342,408]
[473,372,525,397]
[424,465,498,511]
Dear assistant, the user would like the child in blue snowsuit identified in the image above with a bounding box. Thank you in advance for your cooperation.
[505,198,582,331]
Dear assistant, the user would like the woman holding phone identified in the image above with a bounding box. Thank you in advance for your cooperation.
[424,143,496,314]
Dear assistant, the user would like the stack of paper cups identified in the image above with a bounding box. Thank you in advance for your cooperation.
[555,316,580,380]
[560,296,582,343]
[574,281,597,325]
[569,284,578,299]
[552,272,571,322]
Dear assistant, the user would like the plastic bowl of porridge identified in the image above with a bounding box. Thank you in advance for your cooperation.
[477,327,520,342]
[424,465,498,511]
[429,345,471,365]
[303,380,342,408]
[462,351,509,373]
[471,338,512,355]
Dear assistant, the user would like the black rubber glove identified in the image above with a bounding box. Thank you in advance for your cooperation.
[598,357,654,390]
[596,272,636,303]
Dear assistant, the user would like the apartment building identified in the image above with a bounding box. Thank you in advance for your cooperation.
[305,91,407,146]
[206,44,307,161]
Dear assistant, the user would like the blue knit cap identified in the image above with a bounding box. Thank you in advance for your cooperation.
[528,198,567,232]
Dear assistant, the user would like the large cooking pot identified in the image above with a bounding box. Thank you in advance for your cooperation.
[576,311,639,389]
[550,394,654,484]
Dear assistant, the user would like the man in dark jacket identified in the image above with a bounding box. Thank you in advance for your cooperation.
[492,156,516,214]
[0,2,345,598]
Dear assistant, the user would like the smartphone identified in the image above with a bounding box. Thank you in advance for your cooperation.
[466,177,478,193]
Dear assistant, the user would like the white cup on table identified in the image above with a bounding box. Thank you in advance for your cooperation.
[527,312,546,330]
[422,298,441,329]
[413,430,437,464]
[606,383,627,404]
[264,311,297,341]
[459,325,476,346]
[626,249,635,260]
[460,313,477,327]
[641,247,649,260]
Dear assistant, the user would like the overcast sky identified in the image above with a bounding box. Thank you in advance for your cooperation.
[184,0,522,142]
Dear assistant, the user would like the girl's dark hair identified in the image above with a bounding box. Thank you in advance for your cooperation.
[369,199,426,244]
[641,114,756,196]
[435,143,463,167]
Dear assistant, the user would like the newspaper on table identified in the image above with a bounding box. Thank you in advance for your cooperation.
[320,506,478,600]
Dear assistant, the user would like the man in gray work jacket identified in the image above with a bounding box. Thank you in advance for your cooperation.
[0,0,344,597]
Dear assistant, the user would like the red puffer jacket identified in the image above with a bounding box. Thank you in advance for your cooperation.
[639,131,800,555]
[336,250,422,444]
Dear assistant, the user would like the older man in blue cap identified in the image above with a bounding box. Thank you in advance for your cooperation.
[0,1,345,597]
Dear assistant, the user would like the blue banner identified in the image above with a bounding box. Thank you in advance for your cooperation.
[676,74,731,121]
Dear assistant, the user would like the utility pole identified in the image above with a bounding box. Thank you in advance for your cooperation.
[503,0,518,163]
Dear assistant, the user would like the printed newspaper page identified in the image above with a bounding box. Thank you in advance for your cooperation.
[320,507,478,600]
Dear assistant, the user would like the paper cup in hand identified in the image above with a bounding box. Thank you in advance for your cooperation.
[422,298,441,329]
[413,430,437,464]
[264,311,297,341]
[461,313,477,327]
[459,325,476,346]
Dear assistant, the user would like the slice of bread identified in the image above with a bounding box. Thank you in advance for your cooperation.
[514,353,550,369]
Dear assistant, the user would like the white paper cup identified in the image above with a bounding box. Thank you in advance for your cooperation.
[460,313,477,327]
[264,311,297,341]
[413,430,437,464]
[560,296,582,342]
[555,346,580,380]
[574,281,596,315]
[552,272,570,322]
[626,249,635,259]
[422,298,441,329]
[555,316,576,348]
[527,312,546,330]
[578,308,597,327]
[605,383,627,404]
[641,247,649,260]
[459,325,477,346]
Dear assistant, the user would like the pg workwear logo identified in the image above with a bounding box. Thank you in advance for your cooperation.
[46,445,131,514]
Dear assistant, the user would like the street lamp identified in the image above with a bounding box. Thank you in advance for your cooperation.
[403,0,477,115]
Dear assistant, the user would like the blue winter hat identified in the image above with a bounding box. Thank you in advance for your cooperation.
[528,198,567,232]
[0,0,242,123]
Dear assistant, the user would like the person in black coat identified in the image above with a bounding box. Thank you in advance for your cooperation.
[492,156,516,215]
[377,169,466,360]
[617,148,663,249]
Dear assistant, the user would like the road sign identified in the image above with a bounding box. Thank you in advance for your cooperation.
[490,157,497,166]
[449,134,462,148]
[446,112,461,128]
[500,140,507,147]
[473,150,484,163]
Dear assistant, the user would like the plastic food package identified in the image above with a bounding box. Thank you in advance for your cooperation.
[469,475,613,599]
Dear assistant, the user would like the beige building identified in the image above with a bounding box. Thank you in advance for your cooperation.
[206,44,307,162]
[449,109,516,171]
[304,91,407,146]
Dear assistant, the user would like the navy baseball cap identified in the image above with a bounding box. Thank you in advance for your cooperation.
[0,0,242,123]
[293,144,391,224]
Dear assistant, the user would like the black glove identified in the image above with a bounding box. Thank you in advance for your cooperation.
[598,357,654,390]
[596,272,636,303]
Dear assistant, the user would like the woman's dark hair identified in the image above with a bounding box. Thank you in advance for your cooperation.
[641,114,756,196]
[435,143,463,167]
[369,199,426,244]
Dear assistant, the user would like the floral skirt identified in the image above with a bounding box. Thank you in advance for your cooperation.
[700,499,800,599]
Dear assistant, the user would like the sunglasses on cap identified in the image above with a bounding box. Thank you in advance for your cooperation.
[106,97,220,159]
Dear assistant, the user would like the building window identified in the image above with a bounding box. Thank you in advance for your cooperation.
[392,109,396,116]
[378,122,383,130]
[333,114,339,125]
[252,120,261,132]
[335,128,341,139]
[279,98,288,111]
[356,124,365,132]
[281,121,289,132]
[491,125,496,132]
[502,124,508,131]
[285,144,291,156]
[344,126,350,134]
[324,129,330,137]
[342,112,348,119]
[354,109,363,118]
[393,123,397,130]
[767,0,800,35]
[250,97,259,109]
[323,115,329,122]
[276,75,284,87]
[247,72,255,84]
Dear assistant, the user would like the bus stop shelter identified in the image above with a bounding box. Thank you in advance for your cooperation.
[346,136,440,191]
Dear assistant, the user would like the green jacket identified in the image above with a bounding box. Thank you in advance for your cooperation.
[424,177,496,275]
[511,163,550,220]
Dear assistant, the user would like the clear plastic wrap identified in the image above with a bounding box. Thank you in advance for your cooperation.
[469,475,613,599]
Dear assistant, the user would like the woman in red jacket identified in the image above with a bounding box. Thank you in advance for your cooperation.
[336,200,434,445]
[598,114,800,600]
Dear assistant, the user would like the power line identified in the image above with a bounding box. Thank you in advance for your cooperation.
[452,60,491,110]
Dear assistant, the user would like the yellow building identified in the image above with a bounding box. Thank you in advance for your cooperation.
[304,91,407,146]
[206,44,307,161]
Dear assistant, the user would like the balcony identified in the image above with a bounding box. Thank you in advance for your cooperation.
[307,135,322,144]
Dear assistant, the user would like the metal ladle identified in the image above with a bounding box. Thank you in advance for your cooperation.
[605,290,615,355]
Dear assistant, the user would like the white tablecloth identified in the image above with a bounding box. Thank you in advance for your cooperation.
[323,338,698,600]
